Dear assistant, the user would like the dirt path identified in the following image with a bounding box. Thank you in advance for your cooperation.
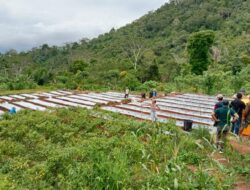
[229,140,250,155]
[234,182,250,190]
[211,152,230,165]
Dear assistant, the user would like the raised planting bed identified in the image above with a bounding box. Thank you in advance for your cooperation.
[163,96,216,106]
[157,98,214,110]
[69,95,108,104]
[57,96,96,106]
[130,102,211,118]
[28,99,65,108]
[13,101,47,111]
[45,97,92,109]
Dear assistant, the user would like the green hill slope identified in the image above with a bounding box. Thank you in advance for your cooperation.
[0,0,250,94]
[1,108,249,189]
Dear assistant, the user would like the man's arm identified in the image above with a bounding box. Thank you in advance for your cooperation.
[232,111,239,123]
[211,111,219,122]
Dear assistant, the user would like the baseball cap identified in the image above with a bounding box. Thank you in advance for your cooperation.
[217,94,223,98]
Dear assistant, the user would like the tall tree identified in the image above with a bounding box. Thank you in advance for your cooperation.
[187,30,215,75]
[122,36,146,71]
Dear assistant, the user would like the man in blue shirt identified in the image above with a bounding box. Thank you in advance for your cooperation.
[9,107,17,114]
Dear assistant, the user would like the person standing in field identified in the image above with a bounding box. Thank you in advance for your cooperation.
[124,88,129,99]
[152,89,157,98]
[149,90,153,98]
[230,93,246,135]
[141,92,146,101]
[9,107,16,114]
[213,94,224,126]
[214,94,224,110]
[212,100,239,153]
[151,99,160,122]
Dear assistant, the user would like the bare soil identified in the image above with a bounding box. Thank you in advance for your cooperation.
[229,140,250,155]
[234,182,250,190]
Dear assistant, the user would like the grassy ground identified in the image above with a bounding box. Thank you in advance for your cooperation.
[0,107,249,189]
[0,86,58,96]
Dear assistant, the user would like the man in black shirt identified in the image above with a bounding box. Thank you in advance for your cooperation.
[230,93,246,135]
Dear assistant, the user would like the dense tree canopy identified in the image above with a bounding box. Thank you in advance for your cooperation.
[0,0,249,94]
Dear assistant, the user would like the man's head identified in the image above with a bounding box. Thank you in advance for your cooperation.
[217,94,223,101]
[222,100,229,106]
[237,93,243,99]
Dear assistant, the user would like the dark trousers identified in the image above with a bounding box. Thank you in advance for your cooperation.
[231,119,241,135]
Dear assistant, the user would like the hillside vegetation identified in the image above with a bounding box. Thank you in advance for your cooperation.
[0,108,249,189]
[0,0,250,94]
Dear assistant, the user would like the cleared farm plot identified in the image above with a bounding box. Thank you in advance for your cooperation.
[0,90,217,130]
[130,102,211,118]
[102,106,215,132]
[115,104,213,126]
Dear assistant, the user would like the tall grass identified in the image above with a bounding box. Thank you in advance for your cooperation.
[0,108,243,189]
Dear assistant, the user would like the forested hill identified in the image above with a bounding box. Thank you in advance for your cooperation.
[0,0,250,94]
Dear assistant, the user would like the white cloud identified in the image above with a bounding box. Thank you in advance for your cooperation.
[0,0,167,52]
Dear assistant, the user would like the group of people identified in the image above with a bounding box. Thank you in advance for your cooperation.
[125,87,250,153]
[124,88,160,122]
[124,88,158,100]
[212,91,250,152]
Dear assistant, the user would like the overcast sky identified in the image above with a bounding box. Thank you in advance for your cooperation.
[0,0,167,52]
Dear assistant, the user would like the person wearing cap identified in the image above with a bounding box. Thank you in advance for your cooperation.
[241,95,250,138]
[214,94,224,110]
[212,100,239,152]
[230,93,246,135]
